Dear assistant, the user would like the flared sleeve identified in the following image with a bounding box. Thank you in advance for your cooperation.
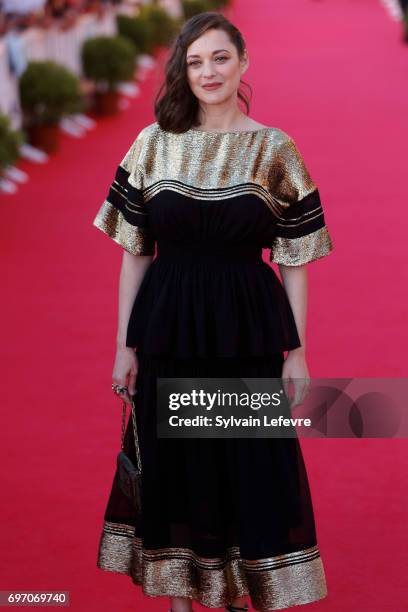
[92,128,155,256]
[267,135,333,266]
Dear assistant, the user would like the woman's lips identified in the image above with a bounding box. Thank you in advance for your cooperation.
[202,83,223,90]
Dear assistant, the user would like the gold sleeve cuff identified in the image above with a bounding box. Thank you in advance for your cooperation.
[93,199,155,256]
[270,226,333,266]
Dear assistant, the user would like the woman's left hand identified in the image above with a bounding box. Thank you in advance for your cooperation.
[281,349,311,409]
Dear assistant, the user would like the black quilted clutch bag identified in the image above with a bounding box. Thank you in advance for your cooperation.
[117,398,142,513]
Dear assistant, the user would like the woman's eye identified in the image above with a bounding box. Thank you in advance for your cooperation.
[187,56,229,67]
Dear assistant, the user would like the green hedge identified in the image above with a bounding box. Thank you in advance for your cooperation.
[117,14,155,55]
[0,115,24,172]
[138,4,180,48]
[81,35,137,91]
[182,0,232,18]
[19,61,82,125]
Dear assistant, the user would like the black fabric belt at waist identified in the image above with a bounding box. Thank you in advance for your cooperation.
[155,241,263,262]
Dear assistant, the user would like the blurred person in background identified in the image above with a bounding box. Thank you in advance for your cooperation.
[1,0,46,30]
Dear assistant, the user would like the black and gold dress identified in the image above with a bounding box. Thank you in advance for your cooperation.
[92,122,333,611]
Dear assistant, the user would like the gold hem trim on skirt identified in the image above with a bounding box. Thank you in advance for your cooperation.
[96,521,328,610]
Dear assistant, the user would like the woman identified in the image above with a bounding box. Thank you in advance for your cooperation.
[92,11,333,612]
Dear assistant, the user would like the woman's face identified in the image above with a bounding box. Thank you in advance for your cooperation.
[186,28,248,105]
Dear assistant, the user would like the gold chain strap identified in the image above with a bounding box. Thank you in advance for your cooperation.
[120,399,142,472]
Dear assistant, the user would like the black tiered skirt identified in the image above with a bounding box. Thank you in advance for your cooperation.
[96,350,328,611]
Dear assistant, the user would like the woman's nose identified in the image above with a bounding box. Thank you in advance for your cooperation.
[201,61,217,77]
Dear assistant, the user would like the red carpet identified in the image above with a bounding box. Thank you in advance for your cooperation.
[1,0,407,610]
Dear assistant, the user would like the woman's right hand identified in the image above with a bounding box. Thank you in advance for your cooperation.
[112,347,138,405]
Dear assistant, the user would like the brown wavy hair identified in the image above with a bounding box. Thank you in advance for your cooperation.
[154,11,252,133]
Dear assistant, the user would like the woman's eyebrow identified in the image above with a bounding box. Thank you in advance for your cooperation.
[187,49,230,59]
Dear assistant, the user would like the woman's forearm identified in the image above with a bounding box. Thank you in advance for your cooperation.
[278,264,308,354]
[116,251,153,349]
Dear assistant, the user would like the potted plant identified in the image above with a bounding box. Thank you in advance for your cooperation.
[182,0,214,19]
[181,0,231,19]
[404,7,408,43]
[19,61,82,153]
[116,14,155,56]
[210,0,232,8]
[138,3,180,50]
[0,114,24,179]
[81,35,137,116]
